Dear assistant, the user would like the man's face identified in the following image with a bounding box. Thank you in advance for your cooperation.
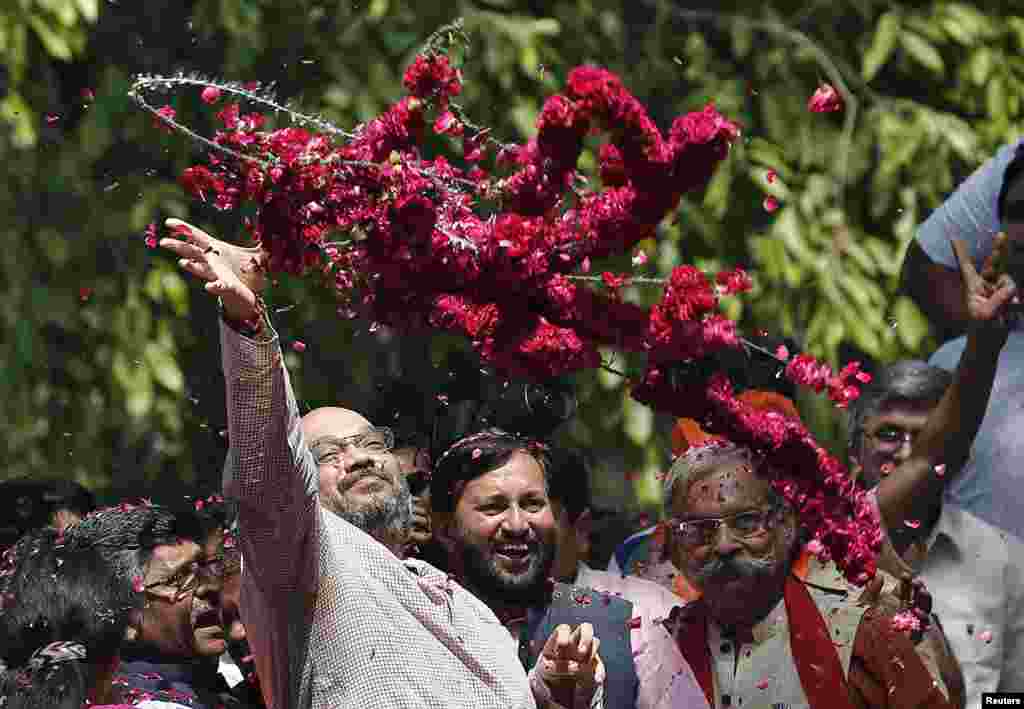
[305,408,410,541]
[445,451,557,604]
[854,401,933,489]
[669,458,798,624]
[140,534,224,659]
[394,446,433,547]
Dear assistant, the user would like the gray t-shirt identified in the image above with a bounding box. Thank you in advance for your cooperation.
[916,138,1024,538]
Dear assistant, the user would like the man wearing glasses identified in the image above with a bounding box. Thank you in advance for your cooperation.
[661,442,958,709]
[160,219,603,709]
[67,501,231,709]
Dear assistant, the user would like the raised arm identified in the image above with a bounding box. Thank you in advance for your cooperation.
[877,238,1015,544]
[160,218,319,594]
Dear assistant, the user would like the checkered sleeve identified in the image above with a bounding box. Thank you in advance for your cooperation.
[220,315,320,597]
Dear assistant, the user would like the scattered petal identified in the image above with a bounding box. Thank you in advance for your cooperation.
[880,462,895,477]
[627,616,642,630]
[80,88,95,103]
[631,250,648,267]
[765,169,777,184]
[79,287,93,302]
[891,611,922,633]
[808,83,843,113]
[934,464,946,477]
[855,371,873,383]
[144,222,159,248]
[805,539,825,556]
[775,344,790,361]
[292,340,307,353]
[471,448,482,460]
[904,519,921,529]
[201,86,222,104]
[46,114,60,124]
[980,630,993,643]
[132,576,145,593]
[638,512,650,527]
[756,678,769,690]
[763,196,779,212]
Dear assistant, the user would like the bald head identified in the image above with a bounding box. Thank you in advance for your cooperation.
[301,407,372,443]
[302,406,411,556]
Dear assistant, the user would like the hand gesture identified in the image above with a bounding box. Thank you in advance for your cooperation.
[859,572,933,642]
[952,236,1018,341]
[536,623,605,707]
[158,218,267,323]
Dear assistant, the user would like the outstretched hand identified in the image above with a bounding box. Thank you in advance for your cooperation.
[952,236,1018,342]
[536,623,605,707]
[159,218,267,323]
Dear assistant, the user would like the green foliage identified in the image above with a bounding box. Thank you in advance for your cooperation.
[2,0,1021,518]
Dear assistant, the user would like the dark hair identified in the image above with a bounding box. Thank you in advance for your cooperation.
[846,360,953,453]
[0,479,95,545]
[0,529,135,709]
[998,146,1024,222]
[431,428,553,515]
[65,502,204,588]
[546,447,592,523]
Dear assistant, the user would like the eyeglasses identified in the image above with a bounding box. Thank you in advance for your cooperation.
[144,556,226,602]
[670,508,780,548]
[867,426,917,450]
[312,427,395,465]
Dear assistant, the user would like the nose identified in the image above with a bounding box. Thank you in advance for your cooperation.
[711,523,742,556]
[340,444,375,474]
[500,505,530,536]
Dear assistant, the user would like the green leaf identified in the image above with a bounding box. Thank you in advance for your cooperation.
[890,296,930,351]
[901,32,944,76]
[987,75,1008,119]
[967,48,994,86]
[144,342,184,394]
[623,393,653,446]
[27,15,72,60]
[863,11,900,81]
[75,0,99,23]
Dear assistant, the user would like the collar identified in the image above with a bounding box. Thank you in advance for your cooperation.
[708,595,788,647]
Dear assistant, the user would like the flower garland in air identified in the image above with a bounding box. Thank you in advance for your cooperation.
[129,27,878,583]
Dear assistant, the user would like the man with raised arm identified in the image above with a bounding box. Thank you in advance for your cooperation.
[160,218,602,709]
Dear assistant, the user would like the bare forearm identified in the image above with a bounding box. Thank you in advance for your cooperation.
[876,328,1003,531]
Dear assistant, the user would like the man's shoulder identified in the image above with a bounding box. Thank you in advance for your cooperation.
[579,566,681,614]
[941,503,1022,562]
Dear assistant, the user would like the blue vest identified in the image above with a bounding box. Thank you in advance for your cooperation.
[519,581,639,709]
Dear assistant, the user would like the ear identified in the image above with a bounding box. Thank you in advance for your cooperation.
[572,508,593,559]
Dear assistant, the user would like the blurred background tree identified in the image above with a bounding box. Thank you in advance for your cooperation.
[3,0,1022,551]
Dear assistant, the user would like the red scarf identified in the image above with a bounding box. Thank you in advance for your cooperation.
[673,575,858,709]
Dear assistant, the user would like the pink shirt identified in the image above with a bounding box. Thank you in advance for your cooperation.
[577,563,710,709]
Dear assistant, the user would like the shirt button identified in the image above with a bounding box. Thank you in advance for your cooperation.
[720,642,732,653]
[722,694,732,706]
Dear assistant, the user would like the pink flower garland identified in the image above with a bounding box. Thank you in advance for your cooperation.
[158,50,879,584]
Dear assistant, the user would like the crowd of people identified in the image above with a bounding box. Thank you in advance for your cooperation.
[5,140,1024,709]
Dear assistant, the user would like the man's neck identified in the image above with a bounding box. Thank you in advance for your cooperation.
[889,493,943,557]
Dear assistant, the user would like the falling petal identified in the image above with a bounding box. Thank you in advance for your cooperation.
[631,250,648,267]
[292,340,307,353]
[436,394,449,406]
[46,114,60,124]
[471,448,482,459]
[79,287,93,302]
[980,630,993,643]
[880,462,894,477]
[904,519,921,529]
[201,86,222,104]
[763,196,779,212]
[81,88,95,103]
[132,576,145,593]
[144,222,159,248]
[756,678,769,690]
[775,344,789,361]
[766,169,777,184]
[808,83,843,113]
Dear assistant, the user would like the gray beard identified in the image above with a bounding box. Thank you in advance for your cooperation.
[330,476,413,547]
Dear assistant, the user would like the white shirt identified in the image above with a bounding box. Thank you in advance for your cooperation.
[876,500,1024,706]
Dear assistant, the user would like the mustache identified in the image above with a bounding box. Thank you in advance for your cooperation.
[342,461,393,489]
[693,555,774,584]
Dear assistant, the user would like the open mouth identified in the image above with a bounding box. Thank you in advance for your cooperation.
[494,543,533,565]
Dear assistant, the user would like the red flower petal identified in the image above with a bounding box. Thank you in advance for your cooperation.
[904,519,921,529]
[775,344,790,361]
[132,576,145,593]
[292,340,307,353]
[766,169,777,184]
[201,86,222,104]
[934,464,946,477]
[79,287,93,302]
[763,196,779,212]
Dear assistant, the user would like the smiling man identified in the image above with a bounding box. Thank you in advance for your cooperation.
[160,218,602,709]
